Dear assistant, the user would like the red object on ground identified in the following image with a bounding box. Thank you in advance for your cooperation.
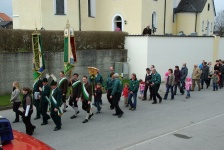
[2,130,54,150]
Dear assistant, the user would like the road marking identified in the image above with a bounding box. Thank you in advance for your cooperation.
[122,113,224,150]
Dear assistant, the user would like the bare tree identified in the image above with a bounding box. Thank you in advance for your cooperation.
[214,10,224,36]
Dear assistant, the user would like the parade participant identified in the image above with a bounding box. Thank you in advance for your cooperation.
[39,78,51,125]
[94,69,104,105]
[163,69,175,100]
[174,66,184,95]
[150,69,162,104]
[59,71,68,113]
[33,78,42,120]
[142,68,152,100]
[201,62,210,89]
[106,73,115,109]
[191,64,201,91]
[212,71,219,91]
[128,73,139,111]
[181,63,188,89]
[50,80,62,131]
[81,76,94,123]
[10,81,21,123]
[68,73,81,119]
[122,83,129,107]
[110,73,124,118]
[138,80,145,99]
[94,83,102,113]
[19,87,36,135]
[107,67,115,78]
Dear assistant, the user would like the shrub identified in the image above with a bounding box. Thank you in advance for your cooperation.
[0,29,128,52]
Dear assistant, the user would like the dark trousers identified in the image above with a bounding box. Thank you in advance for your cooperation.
[19,110,35,134]
[201,79,208,88]
[107,89,114,109]
[34,99,41,118]
[82,100,91,113]
[69,96,78,107]
[113,93,123,115]
[143,84,152,99]
[164,85,174,99]
[95,99,101,112]
[181,79,186,89]
[13,102,21,121]
[213,83,218,90]
[151,84,162,103]
[62,95,66,103]
[220,74,223,88]
[41,102,50,123]
[128,92,137,109]
[174,81,184,94]
[51,110,61,129]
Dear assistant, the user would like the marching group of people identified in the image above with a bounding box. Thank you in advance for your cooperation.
[9,59,224,136]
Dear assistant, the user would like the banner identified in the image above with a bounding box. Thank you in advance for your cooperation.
[32,33,45,81]
[64,24,77,75]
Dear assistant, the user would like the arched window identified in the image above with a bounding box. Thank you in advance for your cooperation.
[208,3,210,11]
[202,21,204,32]
[112,15,123,31]
[152,11,157,30]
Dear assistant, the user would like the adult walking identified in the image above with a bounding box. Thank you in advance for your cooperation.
[208,62,214,87]
[142,68,152,100]
[150,69,162,104]
[59,71,68,113]
[174,66,184,95]
[107,67,115,78]
[191,64,201,91]
[200,62,209,89]
[219,61,224,89]
[33,79,42,120]
[10,81,21,123]
[19,87,36,135]
[163,69,175,100]
[181,63,188,89]
[106,73,115,109]
[39,78,51,125]
[128,73,139,111]
[110,73,124,118]
[68,73,82,119]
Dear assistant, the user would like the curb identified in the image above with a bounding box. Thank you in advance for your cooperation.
[0,106,13,111]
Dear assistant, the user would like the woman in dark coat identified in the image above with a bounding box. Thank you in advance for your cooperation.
[19,87,36,135]
[201,62,210,89]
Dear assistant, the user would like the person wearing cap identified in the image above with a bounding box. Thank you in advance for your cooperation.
[81,76,94,123]
[142,68,152,100]
[150,69,162,104]
[50,80,62,131]
[33,78,42,120]
[59,71,68,113]
[110,73,124,118]
[68,73,82,119]
[128,73,139,111]
[39,78,51,125]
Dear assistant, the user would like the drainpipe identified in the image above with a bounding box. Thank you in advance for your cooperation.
[78,0,81,31]
[164,0,167,35]
[195,12,198,33]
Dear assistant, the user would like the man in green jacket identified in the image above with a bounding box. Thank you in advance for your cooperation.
[106,72,115,109]
[150,69,162,104]
[39,78,51,125]
[110,73,124,118]
[128,73,139,111]
[33,79,42,120]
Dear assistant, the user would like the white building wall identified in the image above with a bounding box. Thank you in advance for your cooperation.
[125,36,222,81]
[219,37,224,59]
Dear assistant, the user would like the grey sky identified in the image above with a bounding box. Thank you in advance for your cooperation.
[0,0,223,18]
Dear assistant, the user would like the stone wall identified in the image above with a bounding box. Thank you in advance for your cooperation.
[0,49,127,94]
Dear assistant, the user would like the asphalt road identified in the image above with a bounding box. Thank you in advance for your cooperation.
[1,84,224,150]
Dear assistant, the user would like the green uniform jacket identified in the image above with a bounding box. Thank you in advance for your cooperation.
[106,78,114,91]
[129,79,139,93]
[81,82,92,101]
[111,78,122,95]
[50,87,62,109]
[40,84,50,103]
[150,72,161,85]
[95,73,104,85]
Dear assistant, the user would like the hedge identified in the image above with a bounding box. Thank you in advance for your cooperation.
[0,29,128,52]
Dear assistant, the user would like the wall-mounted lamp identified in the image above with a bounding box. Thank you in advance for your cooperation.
[124,20,127,24]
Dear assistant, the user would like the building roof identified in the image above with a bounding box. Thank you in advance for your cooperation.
[175,0,216,15]
[0,13,12,21]
[0,21,13,28]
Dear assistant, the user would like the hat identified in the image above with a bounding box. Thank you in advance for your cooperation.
[114,73,119,78]
[50,80,57,86]
[42,78,48,82]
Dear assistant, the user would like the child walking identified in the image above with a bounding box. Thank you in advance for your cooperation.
[122,83,129,107]
[138,79,145,99]
[185,77,192,99]
[94,83,102,113]
[212,71,219,91]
